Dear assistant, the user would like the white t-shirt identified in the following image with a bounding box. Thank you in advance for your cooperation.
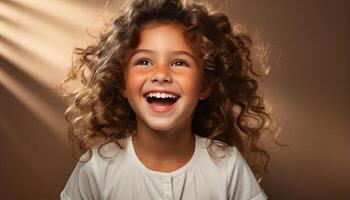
[61,134,267,200]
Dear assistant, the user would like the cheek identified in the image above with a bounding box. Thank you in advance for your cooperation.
[125,70,146,92]
[177,72,203,96]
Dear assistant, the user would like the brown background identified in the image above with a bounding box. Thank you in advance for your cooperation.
[0,0,349,199]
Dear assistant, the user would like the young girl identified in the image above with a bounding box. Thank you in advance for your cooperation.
[60,0,276,199]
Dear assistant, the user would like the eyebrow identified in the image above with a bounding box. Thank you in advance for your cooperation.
[129,49,197,61]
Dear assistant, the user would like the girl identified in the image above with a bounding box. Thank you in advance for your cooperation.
[60,0,276,199]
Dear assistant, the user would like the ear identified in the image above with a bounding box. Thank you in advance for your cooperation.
[199,80,212,100]
[120,87,128,98]
[119,76,128,98]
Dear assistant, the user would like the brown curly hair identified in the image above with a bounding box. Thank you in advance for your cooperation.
[60,0,279,181]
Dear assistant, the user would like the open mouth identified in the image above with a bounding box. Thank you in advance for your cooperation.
[143,92,180,106]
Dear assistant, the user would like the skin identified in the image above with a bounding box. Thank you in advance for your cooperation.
[122,21,210,172]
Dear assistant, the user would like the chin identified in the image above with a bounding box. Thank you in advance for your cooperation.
[146,120,179,132]
[148,124,175,132]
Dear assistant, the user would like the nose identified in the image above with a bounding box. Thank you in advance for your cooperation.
[150,64,173,83]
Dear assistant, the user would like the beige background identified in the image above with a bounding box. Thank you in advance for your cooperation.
[0,0,349,199]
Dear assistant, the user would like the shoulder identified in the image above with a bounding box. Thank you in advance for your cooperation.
[197,137,267,200]
[61,140,127,200]
[219,146,253,182]
[196,136,243,179]
[223,147,267,200]
[197,136,250,174]
[199,137,242,169]
[73,141,126,179]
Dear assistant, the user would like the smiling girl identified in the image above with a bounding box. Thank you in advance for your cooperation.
[60,0,275,199]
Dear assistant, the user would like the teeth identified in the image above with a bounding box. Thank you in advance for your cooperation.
[146,92,178,99]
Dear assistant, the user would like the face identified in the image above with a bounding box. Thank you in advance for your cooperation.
[122,22,210,133]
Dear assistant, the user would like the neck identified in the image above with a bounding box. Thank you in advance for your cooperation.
[132,123,195,162]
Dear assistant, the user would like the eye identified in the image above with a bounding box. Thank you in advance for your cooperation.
[135,59,152,66]
[171,59,189,67]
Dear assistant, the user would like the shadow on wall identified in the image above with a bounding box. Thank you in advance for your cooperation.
[0,0,108,199]
[0,56,73,199]
[0,0,109,199]
[0,0,78,31]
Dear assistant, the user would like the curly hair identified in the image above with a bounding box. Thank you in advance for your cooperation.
[60,0,279,181]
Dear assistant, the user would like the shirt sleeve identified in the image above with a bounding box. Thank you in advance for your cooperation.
[60,151,101,200]
[226,147,268,200]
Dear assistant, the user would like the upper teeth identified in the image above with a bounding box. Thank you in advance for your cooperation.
[146,92,177,99]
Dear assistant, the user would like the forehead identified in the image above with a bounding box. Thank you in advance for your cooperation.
[136,20,198,54]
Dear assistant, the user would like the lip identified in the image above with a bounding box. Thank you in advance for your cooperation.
[147,99,177,113]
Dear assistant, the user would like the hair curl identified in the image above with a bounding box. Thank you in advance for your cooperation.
[60,0,279,181]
